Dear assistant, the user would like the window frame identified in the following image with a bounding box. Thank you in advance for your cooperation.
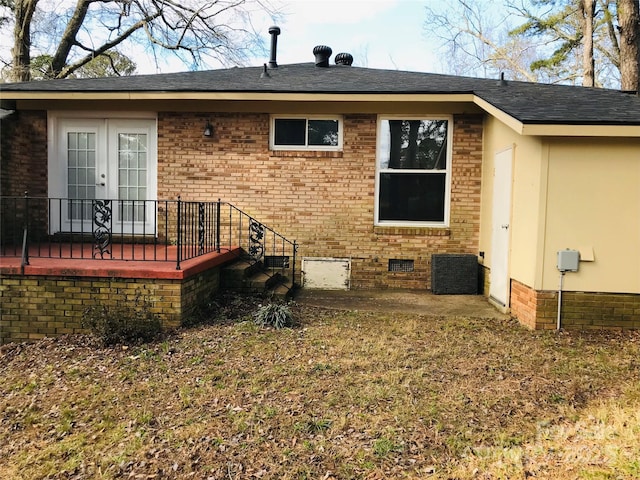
[270,114,343,151]
[374,115,453,227]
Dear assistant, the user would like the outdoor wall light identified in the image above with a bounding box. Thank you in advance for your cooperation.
[203,120,213,137]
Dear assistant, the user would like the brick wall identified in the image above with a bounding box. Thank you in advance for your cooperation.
[180,265,220,320]
[510,279,543,329]
[158,112,484,289]
[0,111,47,197]
[0,268,220,344]
[509,279,640,330]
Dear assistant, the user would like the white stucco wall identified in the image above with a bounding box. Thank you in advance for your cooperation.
[480,115,545,290]
[482,119,640,295]
[542,138,640,293]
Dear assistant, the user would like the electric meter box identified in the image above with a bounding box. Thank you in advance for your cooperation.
[557,249,580,272]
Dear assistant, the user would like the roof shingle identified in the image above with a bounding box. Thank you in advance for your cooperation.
[2,63,640,125]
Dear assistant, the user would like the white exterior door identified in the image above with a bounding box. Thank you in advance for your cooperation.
[489,147,513,307]
[50,116,157,234]
[108,120,156,231]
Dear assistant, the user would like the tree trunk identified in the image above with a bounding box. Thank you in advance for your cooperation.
[618,0,640,92]
[49,0,92,78]
[9,0,38,82]
[582,0,596,86]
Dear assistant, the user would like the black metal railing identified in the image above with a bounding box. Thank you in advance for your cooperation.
[0,195,297,280]
[220,202,298,285]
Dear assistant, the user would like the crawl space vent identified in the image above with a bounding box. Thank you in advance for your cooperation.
[388,259,414,272]
[431,254,478,295]
[264,255,290,269]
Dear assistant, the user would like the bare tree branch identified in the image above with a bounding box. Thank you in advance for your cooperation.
[5,0,278,81]
[57,15,157,79]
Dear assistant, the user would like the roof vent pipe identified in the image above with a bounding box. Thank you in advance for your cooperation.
[313,45,332,67]
[268,26,280,68]
[335,53,353,66]
[497,72,507,86]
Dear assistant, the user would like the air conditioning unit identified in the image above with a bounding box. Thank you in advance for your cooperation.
[431,254,479,295]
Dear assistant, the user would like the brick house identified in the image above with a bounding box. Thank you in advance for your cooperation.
[2,39,640,334]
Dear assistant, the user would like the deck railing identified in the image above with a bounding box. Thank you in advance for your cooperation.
[0,195,297,279]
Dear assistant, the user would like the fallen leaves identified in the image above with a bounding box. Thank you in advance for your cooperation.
[1,306,640,479]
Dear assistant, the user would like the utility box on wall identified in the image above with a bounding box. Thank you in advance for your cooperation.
[431,254,479,294]
[557,249,580,272]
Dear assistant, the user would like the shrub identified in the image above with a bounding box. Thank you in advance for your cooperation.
[82,294,163,346]
[253,303,294,329]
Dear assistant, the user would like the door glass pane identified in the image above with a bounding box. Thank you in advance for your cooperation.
[67,131,96,220]
[118,132,148,222]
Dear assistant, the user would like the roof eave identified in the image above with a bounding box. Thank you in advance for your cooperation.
[521,123,640,136]
[473,95,640,137]
[0,91,478,102]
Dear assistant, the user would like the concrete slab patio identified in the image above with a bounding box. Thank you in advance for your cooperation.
[293,289,509,319]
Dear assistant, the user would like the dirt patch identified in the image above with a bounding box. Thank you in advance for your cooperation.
[294,288,508,319]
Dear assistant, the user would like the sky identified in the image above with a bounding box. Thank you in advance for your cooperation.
[134,0,441,75]
[258,0,438,72]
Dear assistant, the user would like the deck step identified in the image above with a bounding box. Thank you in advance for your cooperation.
[220,260,264,289]
[220,258,294,299]
[269,278,295,301]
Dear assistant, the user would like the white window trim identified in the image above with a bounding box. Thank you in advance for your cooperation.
[269,114,343,151]
[374,115,453,228]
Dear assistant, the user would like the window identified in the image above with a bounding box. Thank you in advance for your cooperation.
[375,117,452,226]
[271,116,342,150]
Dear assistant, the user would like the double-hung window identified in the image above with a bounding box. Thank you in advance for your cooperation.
[375,117,452,226]
[270,115,342,150]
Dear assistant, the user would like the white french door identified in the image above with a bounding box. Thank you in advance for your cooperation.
[50,116,157,234]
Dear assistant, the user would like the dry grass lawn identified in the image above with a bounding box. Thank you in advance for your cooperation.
[1,301,640,479]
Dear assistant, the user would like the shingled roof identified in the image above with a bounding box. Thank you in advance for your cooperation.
[2,62,640,126]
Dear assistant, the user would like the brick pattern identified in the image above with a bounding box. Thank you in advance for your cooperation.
[0,268,220,344]
[479,264,490,296]
[1,111,47,197]
[180,266,220,319]
[509,279,640,330]
[510,279,542,329]
[157,112,484,289]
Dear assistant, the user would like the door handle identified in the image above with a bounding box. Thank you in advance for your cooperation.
[501,224,509,230]
[96,182,105,186]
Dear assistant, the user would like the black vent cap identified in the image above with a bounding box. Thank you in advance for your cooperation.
[335,53,353,66]
[313,45,332,67]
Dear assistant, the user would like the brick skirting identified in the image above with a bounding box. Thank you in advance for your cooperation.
[0,267,220,344]
[510,279,640,330]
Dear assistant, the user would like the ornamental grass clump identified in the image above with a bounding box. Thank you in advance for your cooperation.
[253,302,294,329]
